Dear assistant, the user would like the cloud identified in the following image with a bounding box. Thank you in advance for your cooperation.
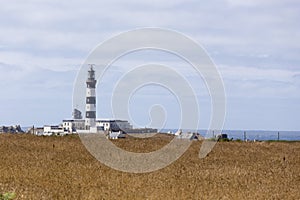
[0,0,299,129]
[219,65,300,98]
[220,65,299,82]
[224,0,300,8]
[1,0,299,67]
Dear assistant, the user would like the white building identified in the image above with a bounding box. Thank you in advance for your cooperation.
[28,127,44,135]
[62,119,85,133]
[43,125,66,136]
[108,131,126,139]
[61,118,132,133]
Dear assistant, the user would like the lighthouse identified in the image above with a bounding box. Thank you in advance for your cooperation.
[85,65,97,130]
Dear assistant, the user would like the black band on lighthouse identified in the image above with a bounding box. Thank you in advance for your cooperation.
[86,111,96,118]
[86,81,96,88]
[86,97,96,104]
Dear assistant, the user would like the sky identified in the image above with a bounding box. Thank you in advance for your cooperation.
[0,0,299,131]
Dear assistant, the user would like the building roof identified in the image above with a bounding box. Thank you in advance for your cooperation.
[96,119,129,122]
[63,119,85,122]
[62,118,129,123]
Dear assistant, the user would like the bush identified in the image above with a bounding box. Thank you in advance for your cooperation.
[218,138,230,142]
[0,192,16,200]
[207,138,218,141]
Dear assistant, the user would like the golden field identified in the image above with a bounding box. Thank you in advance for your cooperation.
[0,134,299,199]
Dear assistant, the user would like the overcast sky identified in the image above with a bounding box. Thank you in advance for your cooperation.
[0,0,299,130]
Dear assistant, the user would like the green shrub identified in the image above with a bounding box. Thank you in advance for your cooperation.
[207,138,218,141]
[218,138,230,142]
[0,192,16,200]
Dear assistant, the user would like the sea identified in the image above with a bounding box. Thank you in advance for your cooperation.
[161,129,300,141]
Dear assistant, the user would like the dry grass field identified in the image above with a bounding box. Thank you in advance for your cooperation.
[0,134,299,200]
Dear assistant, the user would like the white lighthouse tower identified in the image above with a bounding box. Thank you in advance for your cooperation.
[85,65,97,130]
